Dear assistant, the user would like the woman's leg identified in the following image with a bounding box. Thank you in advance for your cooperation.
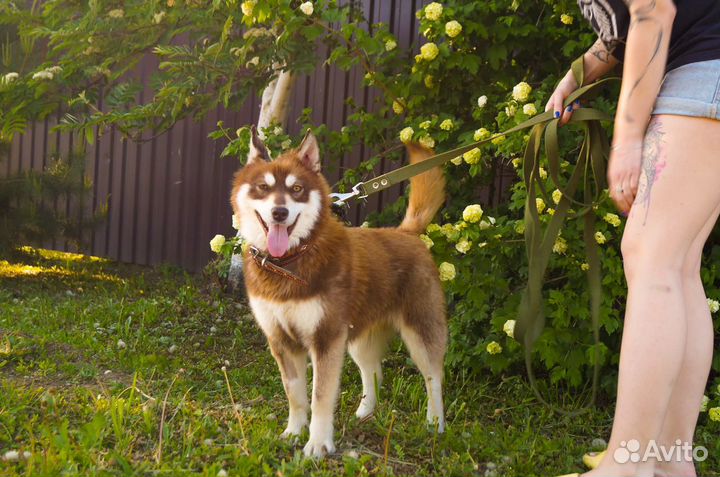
[654,202,720,477]
[586,114,720,477]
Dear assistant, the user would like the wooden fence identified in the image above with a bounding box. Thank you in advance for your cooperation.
[4,0,516,271]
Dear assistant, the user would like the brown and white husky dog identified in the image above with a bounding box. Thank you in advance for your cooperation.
[230,127,447,457]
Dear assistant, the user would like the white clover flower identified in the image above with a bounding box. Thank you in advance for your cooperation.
[477,95,488,108]
[463,148,481,165]
[463,204,483,223]
[523,103,537,116]
[536,197,546,214]
[217,470,229,477]
[3,72,19,83]
[108,9,125,18]
[439,119,454,130]
[419,234,434,249]
[299,1,314,15]
[474,128,490,141]
[455,240,472,254]
[420,42,440,61]
[701,395,709,412]
[241,0,256,16]
[503,320,516,338]
[445,20,462,38]
[708,298,720,314]
[32,71,53,80]
[553,236,568,254]
[604,213,621,227]
[3,451,20,462]
[392,100,404,114]
[560,14,574,25]
[595,231,607,245]
[505,104,517,117]
[486,341,502,354]
[385,39,397,51]
[153,11,166,23]
[117,339,127,349]
[419,120,431,130]
[512,81,532,102]
[424,2,443,21]
[552,189,562,204]
[210,234,226,253]
[419,135,435,149]
[399,127,414,143]
[438,262,456,281]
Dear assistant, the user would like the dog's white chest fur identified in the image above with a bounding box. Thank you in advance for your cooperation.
[248,295,325,342]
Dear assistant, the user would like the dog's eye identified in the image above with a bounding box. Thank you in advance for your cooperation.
[292,184,303,194]
[257,183,270,191]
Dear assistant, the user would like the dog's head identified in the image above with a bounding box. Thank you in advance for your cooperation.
[230,127,330,258]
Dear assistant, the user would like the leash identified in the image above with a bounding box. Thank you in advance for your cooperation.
[331,56,618,414]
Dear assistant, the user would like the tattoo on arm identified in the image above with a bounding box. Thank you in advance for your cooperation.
[589,39,613,64]
[635,116,667,225]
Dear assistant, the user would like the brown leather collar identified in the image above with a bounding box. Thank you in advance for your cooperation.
[248,243,313,286]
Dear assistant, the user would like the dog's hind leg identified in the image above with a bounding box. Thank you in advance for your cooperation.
[267,334,309,438]
[398,320,447,433]
[348,323,394,420]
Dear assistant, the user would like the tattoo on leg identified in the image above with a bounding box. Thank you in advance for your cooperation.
[635,117,667,224]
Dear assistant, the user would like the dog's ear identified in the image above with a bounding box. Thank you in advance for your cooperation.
[247,125,271,165]
[296,129,321,173]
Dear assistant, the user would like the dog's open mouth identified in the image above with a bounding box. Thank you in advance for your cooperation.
[255,211,299,258]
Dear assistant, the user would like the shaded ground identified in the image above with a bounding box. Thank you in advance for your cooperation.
[0,248,717,476]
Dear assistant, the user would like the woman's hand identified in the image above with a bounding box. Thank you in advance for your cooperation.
[545,70,581,125]
[607,141,644,214]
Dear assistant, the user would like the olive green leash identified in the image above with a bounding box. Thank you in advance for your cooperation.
[333,57,618,413]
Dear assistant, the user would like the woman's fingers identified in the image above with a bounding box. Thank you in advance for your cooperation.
[560,100,581,126]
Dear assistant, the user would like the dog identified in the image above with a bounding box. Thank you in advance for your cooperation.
[230,126,447,457]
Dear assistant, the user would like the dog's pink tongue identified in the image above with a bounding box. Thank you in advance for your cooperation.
[267,224,290,257]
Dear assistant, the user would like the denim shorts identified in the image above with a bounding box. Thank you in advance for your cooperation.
[652,59,720,119]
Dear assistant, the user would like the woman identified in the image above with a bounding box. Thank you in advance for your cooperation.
[546,1,720,476]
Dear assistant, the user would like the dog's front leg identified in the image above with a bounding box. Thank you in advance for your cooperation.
[303,332,346,458]
[267,335,309,438]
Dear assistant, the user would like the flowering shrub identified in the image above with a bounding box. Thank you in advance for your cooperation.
[5,0,720,395]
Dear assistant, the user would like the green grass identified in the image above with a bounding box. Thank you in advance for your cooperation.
[0,248,717,476]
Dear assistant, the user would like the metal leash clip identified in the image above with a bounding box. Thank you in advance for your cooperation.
[329,183,366,208]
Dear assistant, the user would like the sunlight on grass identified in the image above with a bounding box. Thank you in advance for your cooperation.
[17,246,109,264]
[0,260,123,283]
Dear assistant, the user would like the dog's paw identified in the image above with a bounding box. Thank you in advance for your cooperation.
[426,415,446,433]
[303,435,335,458]
[281,413,308,438]
[354,401,375,421]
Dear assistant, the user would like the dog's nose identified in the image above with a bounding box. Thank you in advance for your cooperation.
[272,207,289,222]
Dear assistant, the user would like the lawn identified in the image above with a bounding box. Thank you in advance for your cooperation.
[0,248,717,477]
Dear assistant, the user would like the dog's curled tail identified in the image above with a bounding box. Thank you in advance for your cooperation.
[398,144,446,235]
